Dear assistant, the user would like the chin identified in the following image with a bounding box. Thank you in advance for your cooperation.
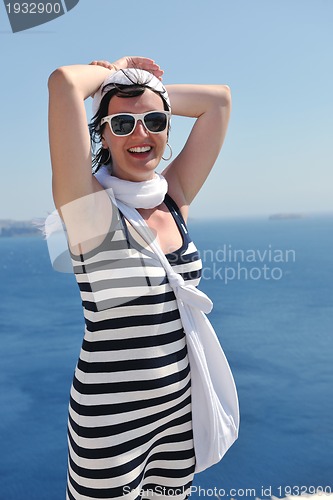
[113,156,161,181]
[135,159,160,175]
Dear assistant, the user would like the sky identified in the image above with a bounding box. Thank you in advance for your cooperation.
[0,0,332,220]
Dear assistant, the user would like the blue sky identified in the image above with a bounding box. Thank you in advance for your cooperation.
[0,0,332,220]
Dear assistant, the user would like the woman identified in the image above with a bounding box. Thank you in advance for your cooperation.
[48,55,232,500]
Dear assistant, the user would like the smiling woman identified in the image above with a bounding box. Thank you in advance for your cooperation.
[99,89,169,181]
[88,67,172,181]
[47,55,237,500]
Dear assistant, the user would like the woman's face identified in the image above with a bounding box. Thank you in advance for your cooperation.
[101,89,168,182]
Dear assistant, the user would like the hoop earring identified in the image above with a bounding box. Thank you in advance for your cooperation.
[104,149,111,163]
[162,143,173,161]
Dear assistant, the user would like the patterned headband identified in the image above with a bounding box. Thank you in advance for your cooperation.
[92,68,171,116]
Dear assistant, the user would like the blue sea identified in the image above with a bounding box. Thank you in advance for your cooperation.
[1,216,333,500]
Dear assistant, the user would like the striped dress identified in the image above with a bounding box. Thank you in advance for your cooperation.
[66,194,202,500]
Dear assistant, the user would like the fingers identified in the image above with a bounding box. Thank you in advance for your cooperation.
[89,60,115,70]
[89,57,164,80]
[126,56,164,80]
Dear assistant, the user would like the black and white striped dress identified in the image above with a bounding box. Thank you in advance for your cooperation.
[66,194,202,500]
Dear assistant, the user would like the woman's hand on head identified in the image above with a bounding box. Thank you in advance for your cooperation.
[89,56,164,80]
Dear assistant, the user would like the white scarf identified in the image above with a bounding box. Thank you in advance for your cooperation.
[116,200,239,473]
[94,166,168,209]
[92,68,171,117]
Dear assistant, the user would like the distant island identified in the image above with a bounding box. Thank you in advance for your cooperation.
[0,219,42,237]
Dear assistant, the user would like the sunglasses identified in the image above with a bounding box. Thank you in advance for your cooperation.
[100,111,170,137]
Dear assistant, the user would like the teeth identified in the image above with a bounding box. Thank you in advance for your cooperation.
[128,146,152,153]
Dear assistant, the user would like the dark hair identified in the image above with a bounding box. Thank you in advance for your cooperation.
[89,83,170,173]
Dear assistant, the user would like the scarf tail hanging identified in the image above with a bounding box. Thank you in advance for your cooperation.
[116,200,240,474]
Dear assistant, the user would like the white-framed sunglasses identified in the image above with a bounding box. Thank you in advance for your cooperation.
[100,111,170,137]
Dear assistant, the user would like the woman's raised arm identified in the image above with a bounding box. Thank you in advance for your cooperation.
[48,57,162,250]
[162,84,231,209]
[48,57,162,210]
[48,64,114,209]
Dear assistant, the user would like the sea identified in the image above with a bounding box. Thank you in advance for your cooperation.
[0,215,332,500]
